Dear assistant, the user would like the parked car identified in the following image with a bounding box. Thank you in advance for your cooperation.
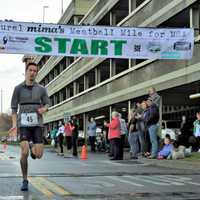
[161,120,181,140]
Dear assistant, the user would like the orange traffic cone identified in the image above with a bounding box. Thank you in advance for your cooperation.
[80,145,88,160]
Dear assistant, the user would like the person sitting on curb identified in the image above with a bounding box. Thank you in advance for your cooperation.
[157,134,173,160]
[171,141,186,160]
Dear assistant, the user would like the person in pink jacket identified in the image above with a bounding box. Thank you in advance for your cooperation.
[64,120,75,156]
[105,111,121,160]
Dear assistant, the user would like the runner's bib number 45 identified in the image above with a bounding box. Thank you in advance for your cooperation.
[21,113,39,126]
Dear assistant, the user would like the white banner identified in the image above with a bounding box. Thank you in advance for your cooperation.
[0,21,194,59]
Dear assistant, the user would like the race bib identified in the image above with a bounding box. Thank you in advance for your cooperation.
[21,112,39,126]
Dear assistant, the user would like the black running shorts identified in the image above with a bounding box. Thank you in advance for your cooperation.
[19,127,43,144]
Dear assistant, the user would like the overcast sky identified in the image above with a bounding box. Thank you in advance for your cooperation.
[0,0,71,113]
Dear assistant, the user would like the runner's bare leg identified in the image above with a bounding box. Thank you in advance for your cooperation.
[32,144,44,159]
[20,141,29,180]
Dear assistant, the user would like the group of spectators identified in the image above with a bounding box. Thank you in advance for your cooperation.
[50,117,79,157]
[48,87,162,160]
[176,111,200,154]
[156,110,200,160]
[49,86,200,161]
[102,87,161,160]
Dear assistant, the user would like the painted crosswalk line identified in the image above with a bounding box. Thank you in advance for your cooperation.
[107,176,144,187]
[0,196,23,200]
[28,175,200,198]
[106,175,200,187]
[161,175,200,186]
[153,175,185,185]
[0,154,9,160]
[123,175,169,186]
[29,177,71,199]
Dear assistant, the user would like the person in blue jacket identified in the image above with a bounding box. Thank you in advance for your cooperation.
[157,134,173,159]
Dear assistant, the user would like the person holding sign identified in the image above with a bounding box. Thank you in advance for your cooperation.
[10,62,50,191]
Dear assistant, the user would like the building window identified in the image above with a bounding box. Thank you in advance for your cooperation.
[87,69,95,88]
[61,87,66,101]
[38,56,50,72]
[159,8,190,28]
[68,83,74,98]
[136,0,146,7]
[99,60,110,82]
[115,59,129,75]
[112,0,129,25]
[77,76,84,93]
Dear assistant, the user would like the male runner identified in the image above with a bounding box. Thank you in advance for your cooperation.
[10,62,50,191]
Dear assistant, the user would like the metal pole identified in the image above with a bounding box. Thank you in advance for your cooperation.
[1,89,2,113]
[83,113,88,145]
[43,6,49,23]
[128,100,131,121]
[61,0,63,16]
[43,6,45,23]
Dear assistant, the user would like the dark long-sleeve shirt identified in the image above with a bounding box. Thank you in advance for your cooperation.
[11,81,50,127]
[144,104,159,127]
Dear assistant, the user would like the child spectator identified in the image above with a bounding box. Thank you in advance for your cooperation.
[157,134,173,159]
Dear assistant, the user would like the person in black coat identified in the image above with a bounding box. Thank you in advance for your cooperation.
[144,98,159,158]
[71,117,79,157]
[177,115,192,147]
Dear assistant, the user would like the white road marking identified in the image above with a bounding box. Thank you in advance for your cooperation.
[102,160,124,166]
[153,175,185,186]
[0,154,9,160]
[160,175,200,186]
[126,175,169,186]
[0,196,23,200]
[107,176,144,187]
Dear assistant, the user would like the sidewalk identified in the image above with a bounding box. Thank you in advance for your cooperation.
[49,145,200,171]
[140,157,200,171]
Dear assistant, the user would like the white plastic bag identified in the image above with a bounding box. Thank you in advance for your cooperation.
[51,139,55,146]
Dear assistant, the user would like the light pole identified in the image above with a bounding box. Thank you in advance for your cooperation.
[0,89,3,113]
[61,0,63,16]
[43,5,49,23]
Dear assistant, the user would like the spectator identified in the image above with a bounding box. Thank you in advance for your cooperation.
[105,111,121,160]
[71,117,79,157]
[144,98,159,159]
[87,117,97,152]
[102,120,110,153]
[189,111,200,152]
[128,110,139,159]
[141,101,151,155]
[119,113,128,160]
[171,141,185,160]
[177,115,192,148]
[64,120,75,156]
[50,126,58,148]
[135,102,145,156]
[56,121,65,156]
[148,87,161,107]
[157,134,173,159]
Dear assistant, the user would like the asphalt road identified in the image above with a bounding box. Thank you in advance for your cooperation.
[0,145,200,200]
